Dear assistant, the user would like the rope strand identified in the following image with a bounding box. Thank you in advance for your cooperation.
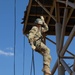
[32,50,35,75]
[23,36,25,75]
[14,0,16,75]
[30,50,35,75]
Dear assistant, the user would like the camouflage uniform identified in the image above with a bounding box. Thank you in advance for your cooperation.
[28,21,51,74]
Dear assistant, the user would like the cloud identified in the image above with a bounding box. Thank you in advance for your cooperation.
[6,47,13,50]
[0,50,14,56]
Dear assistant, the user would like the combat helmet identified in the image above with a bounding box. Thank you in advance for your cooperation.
[34,18,43,25]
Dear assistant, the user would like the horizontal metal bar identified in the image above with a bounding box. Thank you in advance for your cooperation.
[60,56,74,59]
[31,4,72,8]
[57,0,75,9]
[57,0,66,4]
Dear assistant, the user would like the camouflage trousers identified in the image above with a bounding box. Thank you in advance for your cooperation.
[35,40,51,74]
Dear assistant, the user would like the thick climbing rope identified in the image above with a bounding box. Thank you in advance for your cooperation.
[14,0,16,75]
[23,36,25,75]
[30,50,35,75]
[25,35,36,75]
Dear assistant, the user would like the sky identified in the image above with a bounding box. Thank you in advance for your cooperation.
[0,0,75,75]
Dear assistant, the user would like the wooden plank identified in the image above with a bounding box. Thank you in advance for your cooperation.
[23,0,32,33]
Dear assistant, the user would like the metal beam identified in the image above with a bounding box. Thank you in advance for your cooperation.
[60,25,75,56]
[72,72,75,75]
[35,0,56,22]
[57,0,66,4]
[66,0,68,7]
[47,0,56,24]
[29,13,75,18]
[51,51,75,74]
[59,7,68,52]
[28,23,74,27]
[66,8,74,25]
[67,1,75,9]
[46,37,56,45]
[55,22,65,75]
[73,57,75,71]
[67,50,75,56]
[55,1,65,74]
[29,14,75,19]
[51,59,58,75]
[66,0,75,25]
[23,0,32,33]
[55,2,60,23]
[70,65,73,68]
[30,14,48,17]
[31,4,72,8]
[60,59,72,74]
[32,4,51,8]
[55,23,62,54]
[51,55,74,74]
[60,56,74,59]
[57,0,75,9]
[58,63,65,75]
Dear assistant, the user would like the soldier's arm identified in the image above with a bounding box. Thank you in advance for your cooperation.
[28,26,37,46]
[40,16,49,32]
[28,31,35,46]
[42,22,49,32]
[28,33,36,50]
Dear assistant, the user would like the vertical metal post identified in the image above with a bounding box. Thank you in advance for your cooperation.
[58,64,65,75]
[73,56,75,72]
[55,23,65,75]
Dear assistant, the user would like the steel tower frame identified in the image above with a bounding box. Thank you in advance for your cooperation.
[22,0,75,75]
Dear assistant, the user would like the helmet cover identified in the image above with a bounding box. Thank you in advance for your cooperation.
[35,18,43,25]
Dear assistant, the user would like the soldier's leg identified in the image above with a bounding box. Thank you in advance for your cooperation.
[40,42,51,74]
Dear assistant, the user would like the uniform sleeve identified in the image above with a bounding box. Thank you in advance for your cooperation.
[42,22,49,32]
[28,26,38,46]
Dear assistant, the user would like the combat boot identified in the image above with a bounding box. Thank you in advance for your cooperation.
[42,64,51,75]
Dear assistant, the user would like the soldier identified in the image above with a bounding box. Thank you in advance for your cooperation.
[28,16,51,74]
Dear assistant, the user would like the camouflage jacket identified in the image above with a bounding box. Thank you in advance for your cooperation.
[28,22,48,46]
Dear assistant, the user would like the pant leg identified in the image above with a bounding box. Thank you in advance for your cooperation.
[35,41,51,74]
[40,42,51,67]
[40,42,51,74]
